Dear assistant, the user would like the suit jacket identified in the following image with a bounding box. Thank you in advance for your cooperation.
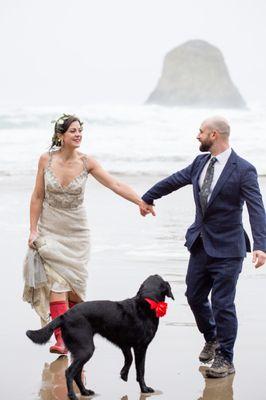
[142,150,266,258]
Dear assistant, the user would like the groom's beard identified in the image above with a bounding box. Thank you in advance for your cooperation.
[199,139,213,152]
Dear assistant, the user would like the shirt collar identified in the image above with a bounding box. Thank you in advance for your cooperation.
[212,147,231,165]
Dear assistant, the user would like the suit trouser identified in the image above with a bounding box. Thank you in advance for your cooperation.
[185,238,243,362]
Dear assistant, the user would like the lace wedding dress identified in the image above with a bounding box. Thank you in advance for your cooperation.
[23,152,90,325]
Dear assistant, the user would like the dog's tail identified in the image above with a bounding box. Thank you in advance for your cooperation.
[26,316,62,345]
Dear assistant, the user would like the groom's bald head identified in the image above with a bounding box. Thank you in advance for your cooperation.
[203,116,230,137]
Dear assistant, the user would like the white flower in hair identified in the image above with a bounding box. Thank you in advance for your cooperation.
[57,118,65,125]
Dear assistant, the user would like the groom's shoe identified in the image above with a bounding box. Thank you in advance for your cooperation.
[199,340,219,363]
[206,353,235,378]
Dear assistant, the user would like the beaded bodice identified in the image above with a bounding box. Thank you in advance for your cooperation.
[44,152,88,209]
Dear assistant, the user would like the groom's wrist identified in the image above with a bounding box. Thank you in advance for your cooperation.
[141,195,154,206]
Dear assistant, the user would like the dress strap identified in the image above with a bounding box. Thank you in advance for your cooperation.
[81,155,89,172]
[47,151,53,169]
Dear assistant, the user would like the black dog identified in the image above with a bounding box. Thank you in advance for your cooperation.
[26,274,174,400]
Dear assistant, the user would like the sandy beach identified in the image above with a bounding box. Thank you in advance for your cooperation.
[1,173,266,400]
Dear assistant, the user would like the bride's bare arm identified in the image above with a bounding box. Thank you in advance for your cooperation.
[28,153,48,248]
[88,157,142,206]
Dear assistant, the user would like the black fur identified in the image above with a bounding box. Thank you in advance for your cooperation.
[26,318,60,344]
[26,274,174,400]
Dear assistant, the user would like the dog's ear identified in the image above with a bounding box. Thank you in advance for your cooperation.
[165,281,175,300]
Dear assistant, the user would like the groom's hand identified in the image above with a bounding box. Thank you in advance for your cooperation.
[252,250,266,268]
[139,200,156,217]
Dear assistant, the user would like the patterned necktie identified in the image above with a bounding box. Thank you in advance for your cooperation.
[199,157,217,213]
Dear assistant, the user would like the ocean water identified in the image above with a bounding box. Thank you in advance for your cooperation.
[0,104,265,178]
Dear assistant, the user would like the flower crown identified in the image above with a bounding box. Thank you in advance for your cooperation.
[52,114,72,133]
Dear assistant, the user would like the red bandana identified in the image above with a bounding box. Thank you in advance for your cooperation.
[145,298,168,318]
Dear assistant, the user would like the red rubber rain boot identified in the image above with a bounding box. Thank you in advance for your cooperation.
[49,300,68,355]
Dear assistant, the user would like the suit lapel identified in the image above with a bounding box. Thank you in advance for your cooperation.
[206,150,237,210]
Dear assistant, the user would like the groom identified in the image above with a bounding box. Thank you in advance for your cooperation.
[140,116,266,378]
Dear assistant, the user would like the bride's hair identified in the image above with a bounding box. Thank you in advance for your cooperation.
[50,114,83,149]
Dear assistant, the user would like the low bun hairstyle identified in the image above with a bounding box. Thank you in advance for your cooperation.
[50,114,83,149]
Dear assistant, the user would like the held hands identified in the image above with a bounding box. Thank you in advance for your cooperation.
[28,231,38,249]
[252,250,266,268]
[139,200,156,217]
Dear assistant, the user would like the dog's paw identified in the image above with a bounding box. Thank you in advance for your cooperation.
[80,388,95,397]
[141,386,155,393]
[120,370,129,382]
[68,391,78,400]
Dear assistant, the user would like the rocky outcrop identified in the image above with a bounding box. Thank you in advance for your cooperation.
[146,40,246,108]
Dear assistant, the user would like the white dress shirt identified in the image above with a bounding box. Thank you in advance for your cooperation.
[199,147,232,201]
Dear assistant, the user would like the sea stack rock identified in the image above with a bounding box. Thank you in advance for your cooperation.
[146,40,246,108]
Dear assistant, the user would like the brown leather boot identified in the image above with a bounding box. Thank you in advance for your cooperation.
[49,301,68,355]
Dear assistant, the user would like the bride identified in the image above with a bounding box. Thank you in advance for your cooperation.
[23,114,152,354]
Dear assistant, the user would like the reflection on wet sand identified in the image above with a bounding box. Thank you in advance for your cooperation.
[198,366,234,400]
[38,357,234,400]
[38,355,163,400]
[39,355,86,400]
[121,391,163,400]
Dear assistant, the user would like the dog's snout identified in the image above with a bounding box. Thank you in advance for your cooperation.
[166,282,175,300]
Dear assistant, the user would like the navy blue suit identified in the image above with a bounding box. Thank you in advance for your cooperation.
[142,150,266,361]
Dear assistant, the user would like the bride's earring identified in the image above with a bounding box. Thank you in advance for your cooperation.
[57,137,64,146]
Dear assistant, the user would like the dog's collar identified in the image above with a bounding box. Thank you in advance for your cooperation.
[144,298,168,318]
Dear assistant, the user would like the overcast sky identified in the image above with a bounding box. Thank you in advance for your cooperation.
[1,0,266,107]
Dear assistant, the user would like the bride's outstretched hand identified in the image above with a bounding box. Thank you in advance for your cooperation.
[139,201,156,217]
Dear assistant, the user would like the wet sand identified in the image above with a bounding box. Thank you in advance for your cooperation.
[1,174,266,400]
